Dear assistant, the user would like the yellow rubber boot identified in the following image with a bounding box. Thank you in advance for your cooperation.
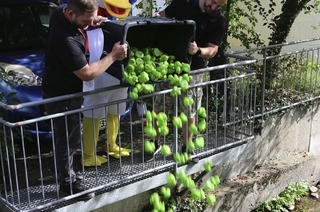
[83,117,107,166]
[107,113,131,159]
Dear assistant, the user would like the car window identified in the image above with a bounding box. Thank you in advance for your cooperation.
[0,3,52,51]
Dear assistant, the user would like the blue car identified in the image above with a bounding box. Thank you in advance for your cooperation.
[0,0,56,140]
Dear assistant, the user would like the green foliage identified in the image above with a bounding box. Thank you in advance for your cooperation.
[134,0,171,17]
[304,0,320,14]
[134,0,159,17]
[253,0,319,47]
[254,181,309,212]
[281,60,320,95]
[260,54,320,111]
[226,0,264,49]
[165,197,207,212]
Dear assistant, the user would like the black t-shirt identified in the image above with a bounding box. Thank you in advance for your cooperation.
[165,0,228,69]
[42,5,88,97]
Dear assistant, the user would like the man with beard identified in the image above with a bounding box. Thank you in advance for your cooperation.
[41,0,127,200]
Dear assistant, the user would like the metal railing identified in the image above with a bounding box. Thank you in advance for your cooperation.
[0,56,256,211]
[227,37,320,120]
[2,37,320,211]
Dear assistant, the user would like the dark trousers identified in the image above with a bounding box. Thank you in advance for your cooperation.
[43,92,82,184]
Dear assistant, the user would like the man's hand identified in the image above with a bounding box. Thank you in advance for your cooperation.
[189,41,199,55]
[91,15,109,27]
[110,41,128,61]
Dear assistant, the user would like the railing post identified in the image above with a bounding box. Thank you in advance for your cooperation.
[173,94,179,173]
[261,49,267,119]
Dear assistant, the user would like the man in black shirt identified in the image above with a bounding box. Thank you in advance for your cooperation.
[42,0,127,199]
[150,0,228,163]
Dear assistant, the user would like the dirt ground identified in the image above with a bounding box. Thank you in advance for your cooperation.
[293,187,320,212]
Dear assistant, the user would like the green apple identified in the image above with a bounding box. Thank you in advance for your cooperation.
[187,140,195,152]
[138,71,149,84]
[185,176,195,189]
[194,136,205,148]
[203,161,212,172]
[144,141,155,153]
[179,112,188,123]
[160,186,171,199]
[129,90,138,100]
[142,83,154,94]
[180,79,189,91]
[144,126,157,138]
[210,175,220,186]
[207,194,216,206]
[149,192,159,205]
[182,152,190,164]
[198,106,207,118]
[174,153,182,164]
[154,199,162,211]
[181,62,191,73]
[157,112,167,122]
[167,173,177,187]
[204,179,215,191]
[168,74,175,85]
[178,170,187,182]
[146,110,153,122]
[180,175,188,187]
[200,188,206,200]
[198,119,206,132]
[161,144,171,156]
[135,83,142,92]
[151,111,157,119]
[183,96,194,106]
[189,123,198,134]
[173,116,183,128]
[160,201,165,212]
[191,189,201,200]
[170,86,181,96]
[158,126,169,136]
[160,186,166,196]
[182,73,190,82]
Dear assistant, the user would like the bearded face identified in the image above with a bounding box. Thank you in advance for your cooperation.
[70,10,97,30]
[203,0,226,13]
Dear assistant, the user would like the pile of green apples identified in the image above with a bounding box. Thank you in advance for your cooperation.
[124,47,192,100]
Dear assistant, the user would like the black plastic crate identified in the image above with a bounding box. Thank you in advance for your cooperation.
[101,16,195,85]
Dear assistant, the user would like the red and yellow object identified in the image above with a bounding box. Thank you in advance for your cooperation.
[97,0,132,19]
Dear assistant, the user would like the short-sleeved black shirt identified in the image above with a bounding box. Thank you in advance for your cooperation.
[42,5,88,97]
[164,0,228,69]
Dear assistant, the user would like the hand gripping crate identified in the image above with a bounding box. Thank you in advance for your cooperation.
[100,16,196,85]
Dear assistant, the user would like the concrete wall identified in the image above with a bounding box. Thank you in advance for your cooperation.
[207,105,320,211]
